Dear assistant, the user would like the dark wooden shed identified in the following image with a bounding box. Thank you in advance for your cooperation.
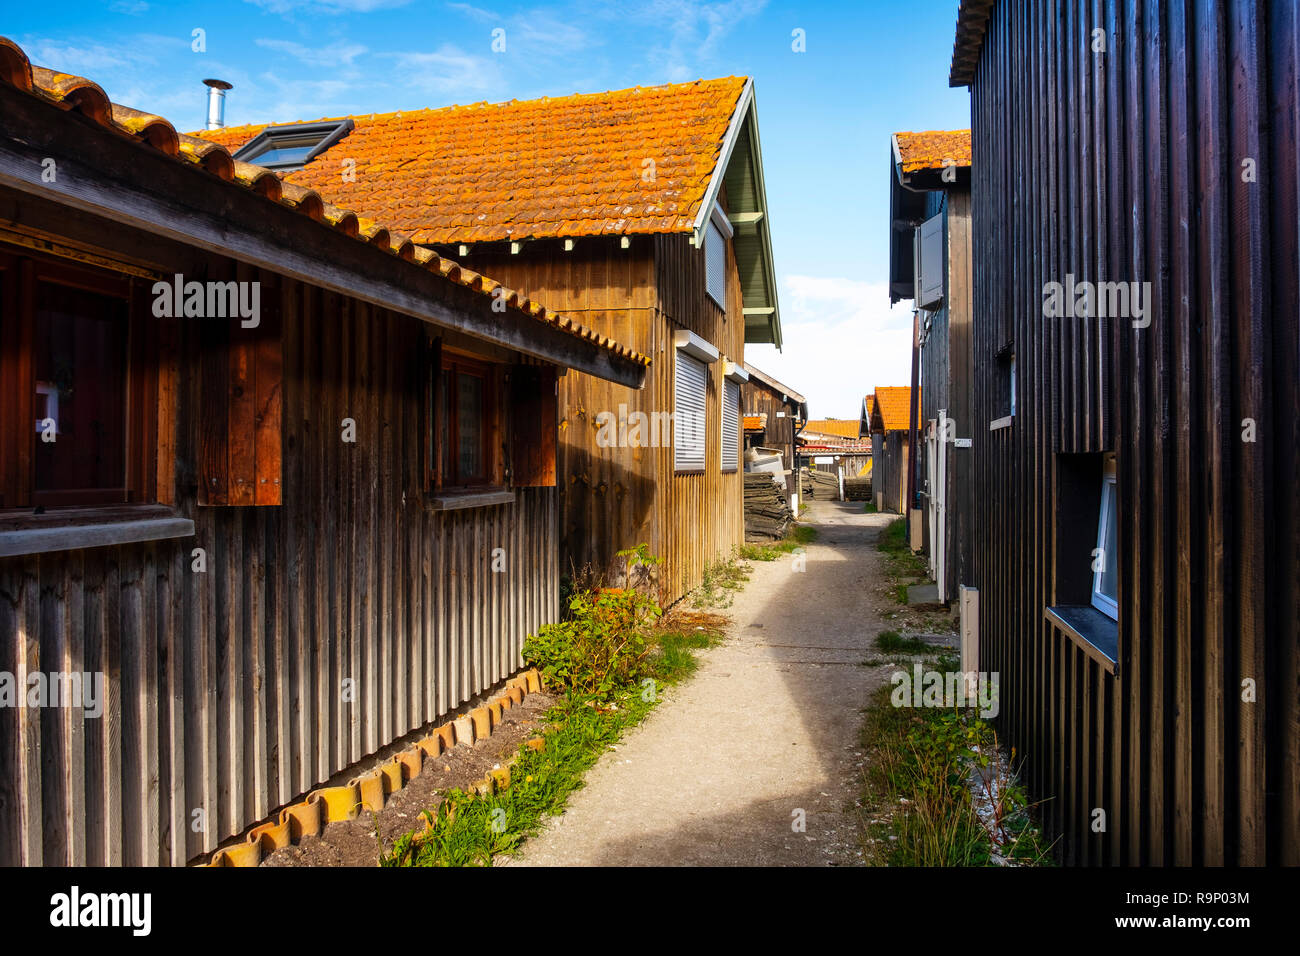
[951,0,1298,864]
[889,129,974,604]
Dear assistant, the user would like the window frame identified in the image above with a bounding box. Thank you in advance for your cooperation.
[430,346,503,492]
[1091,456,1119,621]
[0,249,166,512]
[232,120,355,172]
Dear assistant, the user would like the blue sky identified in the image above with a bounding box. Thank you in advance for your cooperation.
[9,0,969,418]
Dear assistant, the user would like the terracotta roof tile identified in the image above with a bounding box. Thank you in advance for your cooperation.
[870,387,913,433]
[801,419,862,440]
[894,129,971,176]
[193,77,748,245]
[0,35,648,370]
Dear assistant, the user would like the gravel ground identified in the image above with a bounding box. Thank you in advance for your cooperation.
[501,498,897,867]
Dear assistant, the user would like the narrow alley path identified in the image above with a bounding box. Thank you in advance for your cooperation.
[503,498,896,866]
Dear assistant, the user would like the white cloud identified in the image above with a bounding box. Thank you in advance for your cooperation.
[744,274,914,421]
[630,0,767,82]
[110,0,150,15]
[255,38,369,67]
[446,1,500,22]
[392,45,504,98]
[21,40,136,74]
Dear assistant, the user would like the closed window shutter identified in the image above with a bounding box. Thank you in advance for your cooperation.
[199,283,282,506]
[706,221,726,307]
[510,364,557,487]
[674,350,707,472]
[721,378,739,472]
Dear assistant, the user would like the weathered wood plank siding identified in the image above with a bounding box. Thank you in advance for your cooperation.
[917,188,975,595]
[0,267,558,866]
[740,378,799,497]
[871,432,910,514]
[965,0,1298,864]
[452,230,745,604]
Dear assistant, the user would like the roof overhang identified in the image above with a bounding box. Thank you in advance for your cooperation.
[949,0,997,87]
[692,79,782,349]
[0,80,647,389]
[888,134,971,303]
[741,361,808,420]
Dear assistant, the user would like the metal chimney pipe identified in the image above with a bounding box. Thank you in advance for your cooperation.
[202,78,232,130]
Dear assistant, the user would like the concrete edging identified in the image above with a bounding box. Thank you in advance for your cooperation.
[200,668,544,867]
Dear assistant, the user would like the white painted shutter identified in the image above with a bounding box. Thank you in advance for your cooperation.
[705,221,726,307]
[915,212,944,308]
[721,379,739,472]
[674,350,707,472]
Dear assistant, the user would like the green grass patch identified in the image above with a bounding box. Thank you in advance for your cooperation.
[692,555,750,607]
[858,661,1054,867]
[875,630,940,655]
[863,501,878,513]
[648,628,721,683]
[738,524,818,562]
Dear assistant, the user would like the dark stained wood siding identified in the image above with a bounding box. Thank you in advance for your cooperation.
[871,430,910,514]
[916,187,975,598]
[0,263,560,866]
[965,0,1298,865]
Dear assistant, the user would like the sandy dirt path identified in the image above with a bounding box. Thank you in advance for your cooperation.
[502,498,896,866]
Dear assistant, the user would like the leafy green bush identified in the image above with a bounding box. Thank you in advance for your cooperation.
[522,545,663,698]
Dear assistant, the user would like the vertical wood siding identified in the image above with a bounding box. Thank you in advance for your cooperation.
[739,380,799,498]
[0,272,559,865]
[917,189,976,595]
[452,232,746,605]
[871,432,910,514]
[967,0,1298,864]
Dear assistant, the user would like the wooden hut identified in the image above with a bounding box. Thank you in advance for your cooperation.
[888,129,974,603]
[951,0,1299,864]
[739,362,807,502]
[0,39,646,866]
[867,387,913,515]
[197,78,784,604]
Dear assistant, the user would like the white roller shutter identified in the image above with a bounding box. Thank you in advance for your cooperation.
[721,378,739,472]
[674,350,707,472]
[705,220,726,307]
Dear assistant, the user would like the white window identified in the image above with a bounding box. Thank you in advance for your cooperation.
[674,350,707,472]
[705,220,726,308]
[721,378,739,472]
[1092,456,1118,620]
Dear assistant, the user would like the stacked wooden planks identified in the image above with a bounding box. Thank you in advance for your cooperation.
[844,477,873,501]
[743,472,792,541]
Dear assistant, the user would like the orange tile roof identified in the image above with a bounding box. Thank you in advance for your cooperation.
[193,77,749,246]
[870,387,913,433]
[0,37,648,370]
[894,129,971,176]
[742,414,766,431]
[801,419,862,440]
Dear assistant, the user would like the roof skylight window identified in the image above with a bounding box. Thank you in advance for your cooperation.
[233,119,354,171]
